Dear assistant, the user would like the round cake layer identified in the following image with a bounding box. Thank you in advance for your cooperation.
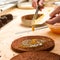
[11,51,60,60]
[11,36,55,52]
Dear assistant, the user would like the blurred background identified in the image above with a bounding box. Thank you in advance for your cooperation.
[0,0,60,12]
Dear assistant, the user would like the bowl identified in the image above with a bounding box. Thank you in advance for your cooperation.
[17,2,33,9]
[21,14,44,27]
[47,23,60,34]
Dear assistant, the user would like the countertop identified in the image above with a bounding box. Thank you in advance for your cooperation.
[0,7,60,60]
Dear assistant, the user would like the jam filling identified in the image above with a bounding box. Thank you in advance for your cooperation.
[20,39,46,48]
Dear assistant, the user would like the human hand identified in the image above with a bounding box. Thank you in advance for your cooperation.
[32,0,44,10]
[46,6,60,24]
[50,6,60,18]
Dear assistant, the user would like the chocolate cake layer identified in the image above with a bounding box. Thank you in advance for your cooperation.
[0,20,3,27]
[0,14,13,24]
[0,14,13,28]
[11,51,60,60]
[11,36,55,52]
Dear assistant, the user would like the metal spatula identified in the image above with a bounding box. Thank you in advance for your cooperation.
[32,0,40,20]
[32,0,40,31]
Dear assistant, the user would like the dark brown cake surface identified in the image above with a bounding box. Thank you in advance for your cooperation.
[0,20,3,27]
[0,14,13,24]
[0,14,13,28]
[11,51,60,60]
[11,36,55,52]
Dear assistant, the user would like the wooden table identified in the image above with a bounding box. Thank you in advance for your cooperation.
[0,7,60,60]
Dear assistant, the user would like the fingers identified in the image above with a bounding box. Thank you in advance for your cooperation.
[50,6,60,18]
[32,0,44,10]
[32,0,37,9]
[46,15,60,24]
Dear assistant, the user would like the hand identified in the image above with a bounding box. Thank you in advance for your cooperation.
[32,0,44,10]
[46,6,60,24]
[50,6,60,18]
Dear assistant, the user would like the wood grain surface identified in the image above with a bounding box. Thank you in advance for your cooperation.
[0,7,60,60]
